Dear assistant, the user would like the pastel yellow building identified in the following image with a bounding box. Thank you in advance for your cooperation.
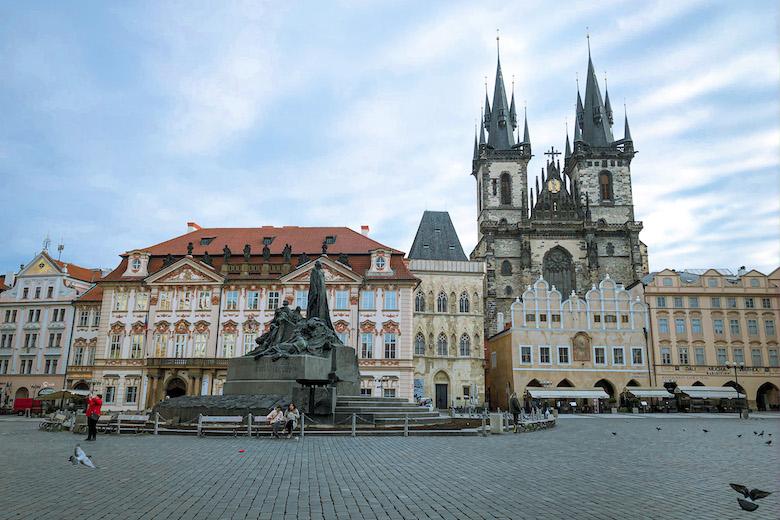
[635,268,780,410]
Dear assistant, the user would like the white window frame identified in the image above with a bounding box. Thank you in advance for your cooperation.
[198,290,212,310]
[557,345,571,365]
[519,345,532,365]
[612,346,625,366]
[267,291,280,310]
[225,291,239,311]
[593,346,607,366]
[384,333,397,359]
[360,333,373,359]
[335,290,349,310]
[109,334,122,359]
[173,334,187,358]
[130,334,144,359]
[135,292,149,311]
[193,333,207,357]
[295,290,308,310]
[630,347,644,366]
[538,345,551,365]
[242,333,256,356]
[383,290,398,311]
[360,290,375,310]
[222,333,236,358]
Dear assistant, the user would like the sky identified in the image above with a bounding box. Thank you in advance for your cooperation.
[1,0,778,275]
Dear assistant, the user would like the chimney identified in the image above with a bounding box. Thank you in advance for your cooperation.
[187,221,202,233]
[361,225,370,236]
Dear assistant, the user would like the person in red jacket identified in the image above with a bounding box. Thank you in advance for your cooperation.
[85,394,102,441]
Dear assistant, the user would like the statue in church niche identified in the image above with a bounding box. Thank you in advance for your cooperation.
[572,332,591,362]
[282,243,292,263]
[520,241,532,269]
[298,252,309,265]
[262,244,271,261]
[338,253,350,267]
[223,245,232,263]
[587,238,599,269]
[202,251,212,266]
[243,244,251,263]
[187,242,194,255]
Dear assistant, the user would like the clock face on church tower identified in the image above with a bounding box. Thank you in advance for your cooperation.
[547,179,561,193]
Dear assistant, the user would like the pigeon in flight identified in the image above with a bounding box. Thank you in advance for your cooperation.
[753,431,758,435]
[655,427,662,431]
[611,432,617,436]
[766,440,772,446]
[737,434,742,438]
[702,429,709,433]
[730,484,772,512]
[758,431,764,436]
[68,445,96,469]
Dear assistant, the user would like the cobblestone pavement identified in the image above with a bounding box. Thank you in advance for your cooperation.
[0,416,778,520]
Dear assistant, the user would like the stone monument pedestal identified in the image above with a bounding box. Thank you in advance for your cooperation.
[222,345,360,415]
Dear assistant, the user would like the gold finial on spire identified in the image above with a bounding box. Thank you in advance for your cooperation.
[586,27,591,55]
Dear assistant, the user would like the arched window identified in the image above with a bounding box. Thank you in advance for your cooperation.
[543,246,575,298]
[437,333,448,356]
[606,242,615,256]
[458,292,470,313]
[501,260,512,275]
[436,292,448,313]
[459,334,471,357]
[414,333,425,355]
[599,171,613,201]
[500,172,512,205]
[414,292,425,312]
[504,285,513,296]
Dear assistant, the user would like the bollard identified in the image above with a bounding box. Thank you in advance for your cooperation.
[481,415,487,437]
[404,415,409,437]
[351,413,356,437]
[247,413,253,437]
[154,412,159,435]
[197,414,203,437]
[301,414,305,439]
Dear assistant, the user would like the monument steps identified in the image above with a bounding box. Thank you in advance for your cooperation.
[334,395,450,426]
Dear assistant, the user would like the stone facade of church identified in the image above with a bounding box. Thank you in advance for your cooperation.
[470,46,647,337]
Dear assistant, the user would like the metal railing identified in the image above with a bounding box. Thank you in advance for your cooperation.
[146,358,229,367]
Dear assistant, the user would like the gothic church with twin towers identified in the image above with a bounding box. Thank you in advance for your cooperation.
[469,39,648,335]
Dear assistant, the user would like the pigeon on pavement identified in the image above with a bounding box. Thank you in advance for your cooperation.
[68,445,96,469]
[611,432,617,436]
[766,440,772,446]
[737,434,742,438]
[655,427,662,431]
[759,431,764,436]
[702,429,709,433]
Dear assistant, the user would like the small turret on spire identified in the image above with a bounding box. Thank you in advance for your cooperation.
[565,121,572,158]
[623,103,632,142]
[521,105,531,148]
[604,73,614,126]
[479,114,486,145]
[473,125,479,160]
[509,75,518,130]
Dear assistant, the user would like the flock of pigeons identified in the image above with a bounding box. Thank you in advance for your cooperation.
[608,426,775,513]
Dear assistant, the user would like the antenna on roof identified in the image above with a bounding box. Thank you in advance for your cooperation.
[42,234,51,252]
[57,237,65,261]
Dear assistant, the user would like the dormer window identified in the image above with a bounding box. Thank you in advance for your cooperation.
[375,256,386,270]
[262,237,274,245]
[200,237,215,246]
[131,258,142,271]
[325,235,336,245]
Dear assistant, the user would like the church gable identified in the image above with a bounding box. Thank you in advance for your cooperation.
[19,252,62,278]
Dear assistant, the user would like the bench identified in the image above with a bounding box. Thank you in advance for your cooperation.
[197,414,245,437]
[117,414,151,434]
[39,413,67,432]
[96,414,117,433]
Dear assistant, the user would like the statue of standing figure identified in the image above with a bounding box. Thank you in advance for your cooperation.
[307,260,334,331]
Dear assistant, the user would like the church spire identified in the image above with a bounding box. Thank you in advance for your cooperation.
[521,106,530,146]
[509,80,518,130]
[604,74,614,126]
[580,35,614,147]
[623,105,632,142]
[485,33,515,150]
[473,125,479,160]
[479,114,486,145]
[565,123,572,158]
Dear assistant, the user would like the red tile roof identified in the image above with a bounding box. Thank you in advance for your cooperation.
[0,275,7,291]
[76,284,104,303]
[53,260,103,283]
[101,226,415,283]
[136,226,402,257]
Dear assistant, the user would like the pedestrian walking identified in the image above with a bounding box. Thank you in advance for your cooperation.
[509,392,522,433]
[266,405,285,438]
[84,393,102,441]
[284,403,300,439]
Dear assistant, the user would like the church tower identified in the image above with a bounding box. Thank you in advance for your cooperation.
[566,43,644,284]
[471,36,647,339]
[471,37,532,336]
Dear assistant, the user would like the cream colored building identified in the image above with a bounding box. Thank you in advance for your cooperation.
[0,251,101,408]
[486,275,651,411]
[634,268,780,410]
[408,211,485,409]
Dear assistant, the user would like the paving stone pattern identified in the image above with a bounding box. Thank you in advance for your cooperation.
[0,416,778,519]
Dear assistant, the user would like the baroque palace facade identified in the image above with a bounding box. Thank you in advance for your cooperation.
[69,225,417,411]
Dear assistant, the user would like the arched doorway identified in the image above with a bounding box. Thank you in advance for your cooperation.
[73,381,90,391]
[15,387,29,400]
[433,371,449,410]
[527,379,543,387]
[756,382,779,411]
[723,380,745,395]
[594,379,615,398]
[626,379,640,387]
[165,378,187,398]
[692,381,705,387]
[543,246,575,298]
[557,379,574,388]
